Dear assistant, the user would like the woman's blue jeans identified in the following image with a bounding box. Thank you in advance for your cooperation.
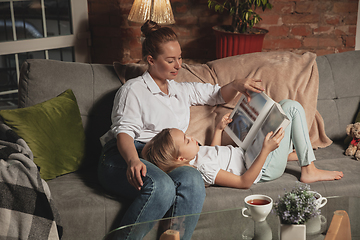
[260,99,316,181]
[98,139,206,240]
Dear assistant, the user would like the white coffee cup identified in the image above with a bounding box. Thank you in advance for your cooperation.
[308,191,327,209]
[306,215,327,234]
[242,194,273,222]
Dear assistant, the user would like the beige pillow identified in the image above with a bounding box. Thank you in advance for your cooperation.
[113,62,147,85]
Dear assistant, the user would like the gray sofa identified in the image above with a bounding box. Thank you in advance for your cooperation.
[17,50,360,239]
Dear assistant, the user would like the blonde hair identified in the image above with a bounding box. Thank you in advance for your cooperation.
[141,20,178,62]
[142,128,183,173]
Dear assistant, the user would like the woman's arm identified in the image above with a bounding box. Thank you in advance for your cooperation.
[117,133,147,190]
[214,128,284,189]
[220,78,264,103]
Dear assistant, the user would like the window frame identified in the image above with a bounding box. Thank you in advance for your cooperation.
[0,0,90,96]
[0,0,90,62]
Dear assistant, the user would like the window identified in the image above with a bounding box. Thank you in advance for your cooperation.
[0,0,89,109]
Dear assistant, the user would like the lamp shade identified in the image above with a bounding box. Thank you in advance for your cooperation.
[128,0,175,25]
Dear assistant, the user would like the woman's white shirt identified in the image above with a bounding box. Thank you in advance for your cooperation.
[100,71,225,145]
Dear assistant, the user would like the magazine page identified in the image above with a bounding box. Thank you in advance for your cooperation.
[244,104,290,169]
[224,91,274,150]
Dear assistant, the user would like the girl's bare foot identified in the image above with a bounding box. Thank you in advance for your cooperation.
[287,150,298,161]
[300,162,343,183]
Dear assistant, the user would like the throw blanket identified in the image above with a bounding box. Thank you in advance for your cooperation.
[183,51,332,149]
[0,121,62,239]
[114,51,332,149]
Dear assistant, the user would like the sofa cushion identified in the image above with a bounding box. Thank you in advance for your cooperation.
[0,89,85,180]
[316,51,360,141]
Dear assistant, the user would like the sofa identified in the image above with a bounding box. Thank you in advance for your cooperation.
[11,50,360,239]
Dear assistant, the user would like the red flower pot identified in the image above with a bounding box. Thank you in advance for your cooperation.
[213,25,268,59]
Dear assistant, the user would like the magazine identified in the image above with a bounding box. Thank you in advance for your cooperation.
[224,91,290,169]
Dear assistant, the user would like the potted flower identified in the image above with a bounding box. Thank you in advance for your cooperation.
[207,0,273,58]
[274,183,320,239]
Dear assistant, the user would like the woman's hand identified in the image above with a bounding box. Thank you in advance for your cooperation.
[117,133,147,190]
[232,78,264,102]
[262,128,285,153]
[216,112,232,131]
[127,158,147,190]
[221,78,264,103]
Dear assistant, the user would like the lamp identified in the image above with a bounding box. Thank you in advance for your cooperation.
[128,0,175,25]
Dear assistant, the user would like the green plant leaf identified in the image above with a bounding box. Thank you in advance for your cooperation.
[215,5,223,12]
[207,0,215,9]
[207,0,273,32]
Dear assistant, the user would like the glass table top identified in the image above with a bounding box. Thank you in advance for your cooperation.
[103,196,360,240]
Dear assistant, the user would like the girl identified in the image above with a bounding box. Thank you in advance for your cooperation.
[97,20,264,239]
[143,100,343,189]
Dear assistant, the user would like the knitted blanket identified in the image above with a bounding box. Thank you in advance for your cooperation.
[0,121,62,239]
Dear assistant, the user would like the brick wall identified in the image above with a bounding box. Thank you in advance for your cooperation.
[88,0,358,64]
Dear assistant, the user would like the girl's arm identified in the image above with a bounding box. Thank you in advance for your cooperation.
[214,128,284,189]
[211,113,232,146]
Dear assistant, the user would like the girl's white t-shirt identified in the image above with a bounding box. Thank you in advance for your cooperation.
[189,145,262,185]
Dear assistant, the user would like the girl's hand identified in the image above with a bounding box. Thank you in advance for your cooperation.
[127,158,147,190]
[216,112,232,131]
[262,128,285,153]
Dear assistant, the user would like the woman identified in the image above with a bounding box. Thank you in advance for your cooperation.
[97,20,263,240]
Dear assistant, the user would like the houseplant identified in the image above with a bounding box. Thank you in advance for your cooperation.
[207,0,273,58]
[274,183,320,240]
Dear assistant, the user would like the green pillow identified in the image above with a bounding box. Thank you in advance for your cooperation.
[0,89,85,180]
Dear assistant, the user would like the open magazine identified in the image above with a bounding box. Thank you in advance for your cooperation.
[224,91,290,170]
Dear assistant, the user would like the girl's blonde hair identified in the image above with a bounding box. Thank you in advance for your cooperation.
[142,128,183,173]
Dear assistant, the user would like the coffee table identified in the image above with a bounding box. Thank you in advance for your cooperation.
[103,196,360,240]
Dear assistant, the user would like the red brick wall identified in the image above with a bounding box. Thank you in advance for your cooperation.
[88,0,358,64]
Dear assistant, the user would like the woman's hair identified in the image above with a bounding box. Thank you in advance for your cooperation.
[142,128,182,173]
[141,20,178,62]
